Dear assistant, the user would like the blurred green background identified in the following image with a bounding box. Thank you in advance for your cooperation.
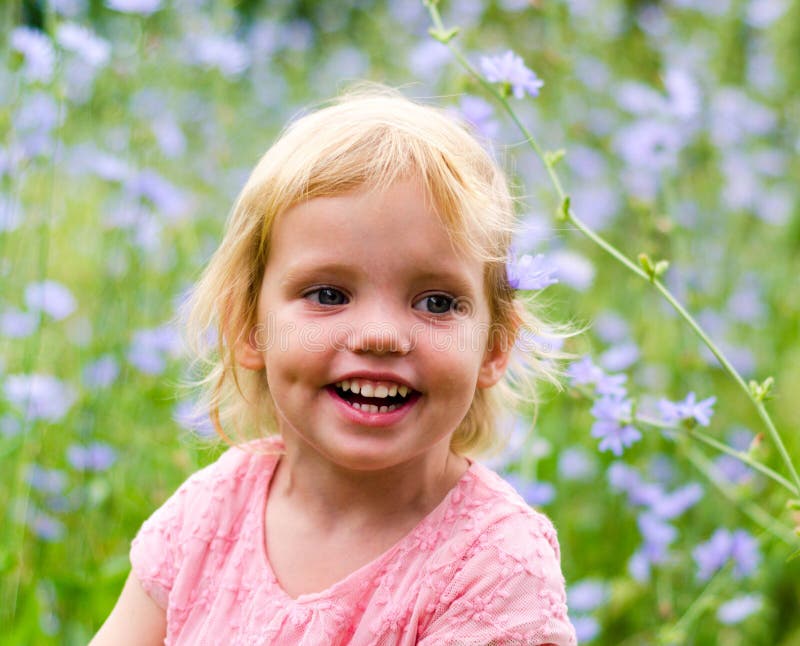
[1,0,799,643]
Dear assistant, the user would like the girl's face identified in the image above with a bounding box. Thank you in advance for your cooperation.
[236,178,511,473]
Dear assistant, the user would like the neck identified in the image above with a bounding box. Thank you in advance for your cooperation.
[272,433,470,530]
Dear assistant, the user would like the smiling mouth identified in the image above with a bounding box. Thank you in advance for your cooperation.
[327,380,420,414]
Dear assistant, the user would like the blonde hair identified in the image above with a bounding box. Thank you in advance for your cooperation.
[184,85,567,456]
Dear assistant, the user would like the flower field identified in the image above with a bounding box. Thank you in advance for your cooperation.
[2,0,799,643]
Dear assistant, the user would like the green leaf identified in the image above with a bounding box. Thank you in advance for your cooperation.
[557,195,571,221]
[748,377,776,402]
[428,26,460,44]
[638,252,655,277]
[544,149,566,166]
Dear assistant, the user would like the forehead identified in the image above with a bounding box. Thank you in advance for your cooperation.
[266,179,485,286]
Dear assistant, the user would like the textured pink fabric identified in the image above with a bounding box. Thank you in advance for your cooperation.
[130,438,577,645]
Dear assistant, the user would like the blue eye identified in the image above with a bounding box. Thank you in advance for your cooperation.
[306,287,348,306]
[413,294,454,315]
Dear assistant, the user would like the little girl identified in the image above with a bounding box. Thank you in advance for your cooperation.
[91,88,577,645]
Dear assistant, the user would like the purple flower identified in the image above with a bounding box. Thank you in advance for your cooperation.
[627,482,664,507]
[717,594,762,624]
[694,528,761,581]
[67,442,117,471]
[567,145,606,181]
[599,342,639,372]
[694,530,733,580]
[173,400,215,438]
[190,35,250,78]
[408,40,451,82]
[649,483,703,519]
[566,356,604,386]
[127,324,182,375]
[730,530,761,577]
[746,0,788,28]
[628,549,651,582]
[548,250,595,291]
[4,374,77,422]
[82,355,120,389]
[571,615,600,642]
[710,88,776,148]
[458,95,500,140]
[557,447,597,481]
[56,23,111,68]
[0,307,39,338]
[571,183,621,231]
[105,0,162,15]
[1,414,22,437]
[126,169,191,220]
[14,92,60,133]
[714,454,754,485]
[591,419,642,456]
[613,119,683,172]
[151,118,186,158]
[659,392,716,427]
[568,580,609,613]
[628,513,677,583]
[52,0,85,18]
[638,513,677,550]
[512,214,552,253]
[506,253,558,290]
[503,473,555,506]
[664,68,701,120]
[483,415,528,472]
[608,461,642,494]
[616,81,665,116]
[11,27,55,83]
[480,50,544,99]
[727,274,765,324]
[0,196,23,232]
[29,510,65,542]
[590,394,641,454]
[594,372,627,398]
[592,393,632,422]
[24,281,77,321]
[26,465,67,494]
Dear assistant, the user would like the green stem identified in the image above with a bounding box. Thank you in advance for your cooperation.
[423,0,800,496]
[685,446,796,545]
[651,281,800,494]
[635,414,798,496]
[660,567,725,644]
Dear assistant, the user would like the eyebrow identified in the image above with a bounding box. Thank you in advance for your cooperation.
[280,262,479,296]
[279,262,360,289]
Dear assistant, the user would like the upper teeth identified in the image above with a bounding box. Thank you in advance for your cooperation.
[336,379,410,398]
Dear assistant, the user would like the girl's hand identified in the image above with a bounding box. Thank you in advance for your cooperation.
[89,572,166,645]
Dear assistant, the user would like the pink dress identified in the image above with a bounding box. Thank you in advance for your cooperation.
[130,438,577,645]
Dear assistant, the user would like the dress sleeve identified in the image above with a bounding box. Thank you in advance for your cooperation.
[128,448,240,610]
[418,511,577,646]
[129,468,201,609]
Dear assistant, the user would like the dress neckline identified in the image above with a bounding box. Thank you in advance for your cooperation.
[254,436,475,604]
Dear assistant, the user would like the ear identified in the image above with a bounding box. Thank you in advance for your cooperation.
[476,331,513,389]
[232,326,266,371]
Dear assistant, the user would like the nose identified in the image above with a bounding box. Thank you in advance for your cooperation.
[342,302,413,356]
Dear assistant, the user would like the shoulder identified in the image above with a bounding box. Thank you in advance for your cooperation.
[449,460,561,553]
[156,436,281,536]
[130,436,281,608]
[153,438,277,522]
[417,462,575,645]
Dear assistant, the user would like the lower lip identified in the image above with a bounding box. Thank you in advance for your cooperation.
[325,386,419,428]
